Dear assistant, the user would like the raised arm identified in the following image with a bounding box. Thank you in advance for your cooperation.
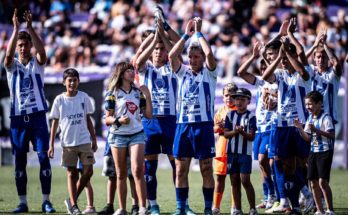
[281,37,309,81]
[237,42,262,84]
[262,48,283,83]
[168,19,195,72]
[287,17,308,66]
[24,10,47,65]
[135,30,159,71]
[194,17,216,71]
[306,29,326,58]
[323,42,343,77]
[157,20,174,53]
[132,32,154,67]
[4,9,20,68]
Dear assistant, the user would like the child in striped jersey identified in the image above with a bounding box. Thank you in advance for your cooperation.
[294,91,335,215]
[212,83,238,214]
[224,88,258,215]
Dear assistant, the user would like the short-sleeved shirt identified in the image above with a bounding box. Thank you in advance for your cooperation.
[104,87,144,135]
[175,64,217,123]
[50,91,94,147]
[304,112,334,153]
[6,58,48,116]
[274,68,311,127]
[138,61,177,116]
[224,110,257,155]
[309,65,341,123]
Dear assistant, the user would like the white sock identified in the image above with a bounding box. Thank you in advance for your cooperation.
[19,195,27,205]
[42,194,50,202]
[301,186,312,199]
[280,198,289,206]
[149,200,157,207]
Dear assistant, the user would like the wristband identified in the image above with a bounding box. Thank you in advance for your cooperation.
[196,32,203,38]
[163,22,171,31]
[182,34,190,41]
[114,117,121,127]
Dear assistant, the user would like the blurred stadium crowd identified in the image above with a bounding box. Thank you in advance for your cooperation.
[0,0,347,136]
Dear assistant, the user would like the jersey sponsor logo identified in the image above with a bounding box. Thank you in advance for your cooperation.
[126,101,138,114]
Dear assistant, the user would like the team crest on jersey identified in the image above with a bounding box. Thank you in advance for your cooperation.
[154,79,165,90]
[126,101,138,114]
[20,77,32,91]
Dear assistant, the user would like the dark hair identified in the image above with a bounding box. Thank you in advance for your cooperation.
[223,83,238,95]
[305,90,323,104]
[18,31,31,42]
[63,68,80,81]
[265,40,281,51]
[142,29,154,41]
[107,61,134,91]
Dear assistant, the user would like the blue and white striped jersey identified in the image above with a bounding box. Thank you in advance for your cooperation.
[304,112,334,153]
[254,77,277,132]
[224,110,257,155]
[5,58,48,116]
[274,68,311,127]
[175,64,217,123]
[309,65,340,124]
[139,61,177,116]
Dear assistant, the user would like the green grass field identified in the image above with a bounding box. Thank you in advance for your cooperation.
[0,167,347,214]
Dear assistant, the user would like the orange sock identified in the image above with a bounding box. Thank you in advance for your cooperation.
[213,192,223,209]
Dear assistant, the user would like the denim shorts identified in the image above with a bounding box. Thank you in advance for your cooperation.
[108,131,146,148]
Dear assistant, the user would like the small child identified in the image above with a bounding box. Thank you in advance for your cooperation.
[212,83,238,214]
[224,88,258,215]
[48,68,97,215]
[294,91,335,215]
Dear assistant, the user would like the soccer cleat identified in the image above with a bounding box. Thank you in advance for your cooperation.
[82,206,97,214]
[12,203,29,213]
[204,208,213,215]
[256,201,266,209]
[149,205,160,215]
[171,208,186,215]
[266,195,276,209]
[185,206,197,215]
[65,198,72,214]
[303,196,315,214]
[131,205,139,215]
[42,200,56,213]
[98,203,115,214]
[113,208,127,215]
[71,205,82,215]
[249,208,259,215]
[212,208,220,215]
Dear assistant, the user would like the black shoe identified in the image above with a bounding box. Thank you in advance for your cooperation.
[131,205,139,215]
[12,203,29,213]
[98,203,115,215]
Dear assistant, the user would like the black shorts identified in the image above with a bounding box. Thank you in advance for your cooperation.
[307,150,333,181]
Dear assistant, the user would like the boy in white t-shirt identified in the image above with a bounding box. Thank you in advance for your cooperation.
[48,68,97,215]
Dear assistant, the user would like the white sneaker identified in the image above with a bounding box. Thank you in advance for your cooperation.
[249,208,259,215]
[325,210,336,215]
[265,201,279,213]
[82,206,96,214]
[266,195,276,209]
[113,208,127,215]
[303,196,315,214]
[314,211,325,215]
[272,203,291,213]
[231,208,243,215]
[138,207,148,215]
[212,208,220,215]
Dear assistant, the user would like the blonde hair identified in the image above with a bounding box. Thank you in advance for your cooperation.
[107,61,135,92]
[223,83,238,95]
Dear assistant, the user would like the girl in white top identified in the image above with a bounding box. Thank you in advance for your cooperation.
[104,62,152,215]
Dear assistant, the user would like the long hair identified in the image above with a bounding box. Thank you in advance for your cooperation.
[107,61,134,92]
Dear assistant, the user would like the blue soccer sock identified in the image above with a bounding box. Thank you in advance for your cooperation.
[145,160,158,201]
[170,159,176,184]
[265,176,275,196]
[202,187,214,210]
[274,160,286,199]
[38,152,52,195]
[176,187,188,209]
[15,153,28,196]
[271,162,280,201]
[262,180,269,201]
[284,174,300,208]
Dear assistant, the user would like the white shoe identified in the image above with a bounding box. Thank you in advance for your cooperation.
[314,211,325,215]
[325,210,336,215]
[249,208,259,215]
[113,208,127,215]
[82,206,96,214]
[272,203,291,213]
[64,198,72,215]
[231,208,243,215]
[303,196,315,214]
[212,208,220,215]
[266,195,276,209]
[265,201,279,213]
